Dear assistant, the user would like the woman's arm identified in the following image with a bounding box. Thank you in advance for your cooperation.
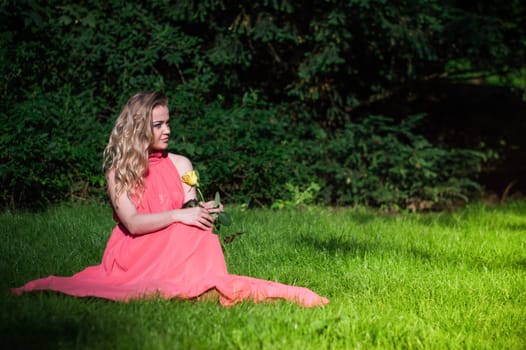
[169,153,224,212]
[106,167,219,235]
[169,153,198,204]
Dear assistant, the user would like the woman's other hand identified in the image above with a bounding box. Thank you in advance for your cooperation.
[200,200,224,214]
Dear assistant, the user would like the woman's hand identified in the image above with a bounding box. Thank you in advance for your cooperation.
[200,200,224,214]
[178,206,215,230]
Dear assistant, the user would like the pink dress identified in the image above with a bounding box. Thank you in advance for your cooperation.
[12,152,329,307]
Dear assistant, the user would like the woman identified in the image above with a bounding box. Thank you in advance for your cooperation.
[12,91,329,307]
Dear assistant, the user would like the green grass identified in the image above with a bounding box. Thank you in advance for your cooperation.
[1,201,525,349]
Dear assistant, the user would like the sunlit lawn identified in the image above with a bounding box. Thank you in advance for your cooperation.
[1,200,525,349]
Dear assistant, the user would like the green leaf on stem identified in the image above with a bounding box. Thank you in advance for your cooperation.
[218,212,232,226]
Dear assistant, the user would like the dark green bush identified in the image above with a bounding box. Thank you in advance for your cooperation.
[172,91,309,206]
[0,86,108,207]
[1,0,513,209]
[172,94,485,208]
[305,114,485,208]
[0,82,485,209]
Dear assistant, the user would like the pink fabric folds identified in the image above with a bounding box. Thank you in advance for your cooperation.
[12,152,329,307]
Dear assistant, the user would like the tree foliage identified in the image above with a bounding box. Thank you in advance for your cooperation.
[1,0,524,208]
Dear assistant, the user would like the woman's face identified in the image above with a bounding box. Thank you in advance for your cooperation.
[150,104,171,151]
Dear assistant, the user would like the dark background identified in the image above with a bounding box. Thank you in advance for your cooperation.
[1,0,525,208]
[359,81,526,199]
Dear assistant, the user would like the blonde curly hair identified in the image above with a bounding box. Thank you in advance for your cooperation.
[103,91,169,201]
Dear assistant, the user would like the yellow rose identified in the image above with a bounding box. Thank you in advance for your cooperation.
[182,170,198,187]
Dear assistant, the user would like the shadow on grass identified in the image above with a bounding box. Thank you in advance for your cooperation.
[0,292,128,349]
[325,207,397,225]
[1,318,80,349]
[505,222,526,232]
[295,234,381,259]
[411,200,526,229]
[295,230,526,272]
[295,233,432,264]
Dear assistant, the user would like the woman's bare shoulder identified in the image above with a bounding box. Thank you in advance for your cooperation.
[167,153,193,173]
